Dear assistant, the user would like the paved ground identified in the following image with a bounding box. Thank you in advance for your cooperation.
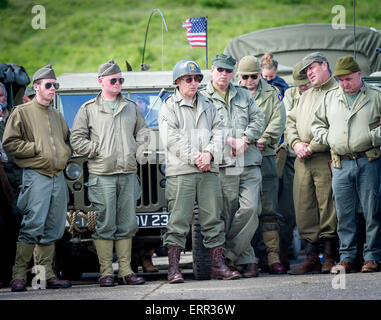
[1,252,381,301]
[1,252,380,318]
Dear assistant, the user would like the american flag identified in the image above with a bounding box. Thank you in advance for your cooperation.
[183,17,207,47]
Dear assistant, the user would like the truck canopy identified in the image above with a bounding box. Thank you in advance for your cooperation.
[224,24,381,82]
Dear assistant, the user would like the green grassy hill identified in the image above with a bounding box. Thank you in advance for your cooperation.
[1,0,380,77]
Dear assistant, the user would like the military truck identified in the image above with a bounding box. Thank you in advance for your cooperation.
[54,70,214,280]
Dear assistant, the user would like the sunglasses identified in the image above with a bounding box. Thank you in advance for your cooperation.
[182,76,202,83]
[44,82,59,90]
[109,78,125,85]
[216,67,233,74]
[242,74,258,80]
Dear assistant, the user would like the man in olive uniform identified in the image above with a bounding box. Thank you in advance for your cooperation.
[200,54,265,278]
[22,86,36,104]
[286,52,339,275]
[159,60,240,283]
[312,56,381,273]
[3,64,72,292]
[278,61,311,269]
[70,60,148,287]
[237,55,287,274]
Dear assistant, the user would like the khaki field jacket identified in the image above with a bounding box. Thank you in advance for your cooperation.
[158,89,223,177]
[70,93,149,175]
[286,77,337,154]
[200,82,264,167]
[253,79,286,157]
[312,83,381,157]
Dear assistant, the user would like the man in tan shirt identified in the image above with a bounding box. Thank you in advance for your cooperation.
[3,64,72,292]
[286,52,339,275]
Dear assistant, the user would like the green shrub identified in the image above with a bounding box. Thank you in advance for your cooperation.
[198,0,233,9]
[0,0,8,9]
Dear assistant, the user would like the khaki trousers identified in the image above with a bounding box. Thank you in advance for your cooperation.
[293,152,337,243]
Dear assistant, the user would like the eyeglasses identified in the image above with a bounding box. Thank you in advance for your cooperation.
[109,78,125,85]
[181,76,202,83]
[242,74,258,80]
[44,82,59,90]
[216,67,233,74]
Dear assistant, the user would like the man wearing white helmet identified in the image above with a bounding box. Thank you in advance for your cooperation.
[159,59,240,283]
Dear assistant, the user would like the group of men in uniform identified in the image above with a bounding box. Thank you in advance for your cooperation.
[1,49,380,292]
[159,51,381,283]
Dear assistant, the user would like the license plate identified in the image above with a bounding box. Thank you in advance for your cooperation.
[136,213,169,228]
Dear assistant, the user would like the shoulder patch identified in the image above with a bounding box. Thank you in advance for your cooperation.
[278,93,283,101]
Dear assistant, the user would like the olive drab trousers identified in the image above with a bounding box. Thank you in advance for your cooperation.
[260,156,282,232]
[219,166,262,265]
[17,169,68,244]
[278,155,297,256]
[293,152,337,243]
[163,172,225,249]
[259,156,284,265]
[88,173,141,240]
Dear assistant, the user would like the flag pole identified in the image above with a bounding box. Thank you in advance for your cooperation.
[205,16,208,69]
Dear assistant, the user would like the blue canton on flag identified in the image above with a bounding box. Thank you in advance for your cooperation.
[183,17,207,47]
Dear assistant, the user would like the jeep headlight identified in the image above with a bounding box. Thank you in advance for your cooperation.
[65,162,83,180]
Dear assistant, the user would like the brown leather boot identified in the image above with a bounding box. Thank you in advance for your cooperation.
[167,247,184,284]
[288,242,322,275]
[142,249,159,273]
[209,246,240,280]
[241,263,259,278]
[321,239,339,274]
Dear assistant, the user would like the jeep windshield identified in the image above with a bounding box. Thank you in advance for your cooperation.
[58,91,171,129]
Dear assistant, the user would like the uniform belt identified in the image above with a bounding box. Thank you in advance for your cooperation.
[340,152,366,161]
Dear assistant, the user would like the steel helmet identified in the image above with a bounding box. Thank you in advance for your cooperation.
[172,60,203,84]
[237,55,260,75]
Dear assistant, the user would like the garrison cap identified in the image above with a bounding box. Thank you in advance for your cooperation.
[237,55,260,75]
[333,56,360,77]
[32,64,56,82]
[212,54,236,70]
[293,61,310,86]
[24,86,36,97]
[301,52,328,73]
[98,60,122,77]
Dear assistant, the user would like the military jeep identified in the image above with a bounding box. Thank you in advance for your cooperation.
[54,70,213,280]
